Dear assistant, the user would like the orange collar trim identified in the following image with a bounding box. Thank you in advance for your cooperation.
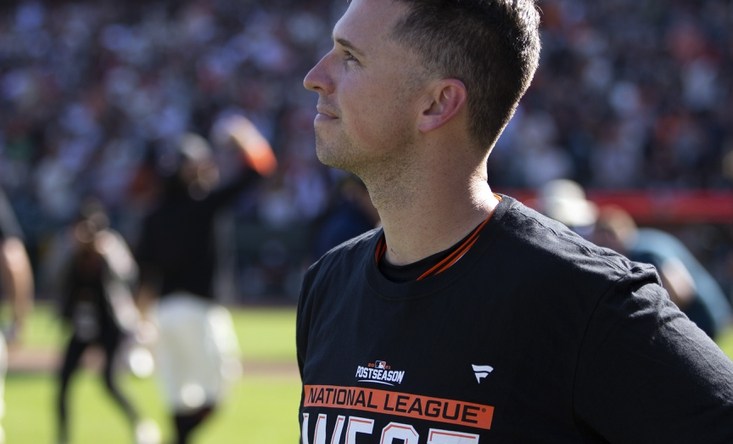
[375,196,500,281]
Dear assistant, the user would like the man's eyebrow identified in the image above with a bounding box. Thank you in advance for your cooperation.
[335,37,365,57]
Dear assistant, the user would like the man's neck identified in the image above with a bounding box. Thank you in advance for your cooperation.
[371,177,498,266]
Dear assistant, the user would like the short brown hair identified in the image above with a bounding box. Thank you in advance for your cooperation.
[390,0,541,151]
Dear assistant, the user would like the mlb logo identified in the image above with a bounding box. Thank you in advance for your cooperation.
[375,360,387,369]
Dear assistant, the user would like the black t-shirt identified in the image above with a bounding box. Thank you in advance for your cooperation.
[297,195,733,443]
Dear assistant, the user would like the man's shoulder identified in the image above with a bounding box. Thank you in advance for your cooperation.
[495,196,655,285]
[493,196,595,255]
[312,227,381,269]
[299,228,380,308]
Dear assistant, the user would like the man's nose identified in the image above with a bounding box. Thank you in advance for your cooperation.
[303,54,332,94]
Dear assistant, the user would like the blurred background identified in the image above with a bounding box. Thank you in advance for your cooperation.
[1,0,732,305]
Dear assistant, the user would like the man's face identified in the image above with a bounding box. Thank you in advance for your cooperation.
[303,0,427,176]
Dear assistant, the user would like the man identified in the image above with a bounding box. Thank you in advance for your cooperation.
[0,187,33,444]
[297,0,733,442]
[135,116,276,444]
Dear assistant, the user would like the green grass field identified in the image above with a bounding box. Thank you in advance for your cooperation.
[5,304,301,444]
[6,304,733,443]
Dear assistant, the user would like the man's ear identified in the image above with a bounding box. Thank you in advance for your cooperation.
[417,79,467,133]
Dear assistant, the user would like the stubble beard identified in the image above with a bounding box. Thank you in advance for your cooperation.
[314,126,418,214]
[314,125,410,178]
[314,130,368,178]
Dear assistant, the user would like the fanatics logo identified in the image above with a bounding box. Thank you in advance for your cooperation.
[472,364,494,383]
[355,360,406,386]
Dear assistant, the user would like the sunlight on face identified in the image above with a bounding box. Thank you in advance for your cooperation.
[304,0,428,179]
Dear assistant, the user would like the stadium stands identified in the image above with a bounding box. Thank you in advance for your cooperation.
[1,0,732,301]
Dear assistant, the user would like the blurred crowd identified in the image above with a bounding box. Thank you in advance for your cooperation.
[1,0,733,301]
[492,0,733,190]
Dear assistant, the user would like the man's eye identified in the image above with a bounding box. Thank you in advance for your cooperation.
[343,51,358,63]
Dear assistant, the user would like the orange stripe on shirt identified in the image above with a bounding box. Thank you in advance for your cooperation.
[375,195,501,281]
[416,215,491,281]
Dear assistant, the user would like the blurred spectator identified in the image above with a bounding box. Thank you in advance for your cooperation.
[0,186,34,444]
[310,173,379,260]
[535,178,599,238]
[134,117,276,444]
[54,199,159,444]
[538,179,733,340]
[592,205,733,339]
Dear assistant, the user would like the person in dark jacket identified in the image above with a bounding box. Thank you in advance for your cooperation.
[135,116,276,444]
[55,201,158,444]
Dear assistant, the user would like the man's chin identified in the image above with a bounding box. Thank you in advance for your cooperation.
[315,148,351,173]
[315,150,342,170]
